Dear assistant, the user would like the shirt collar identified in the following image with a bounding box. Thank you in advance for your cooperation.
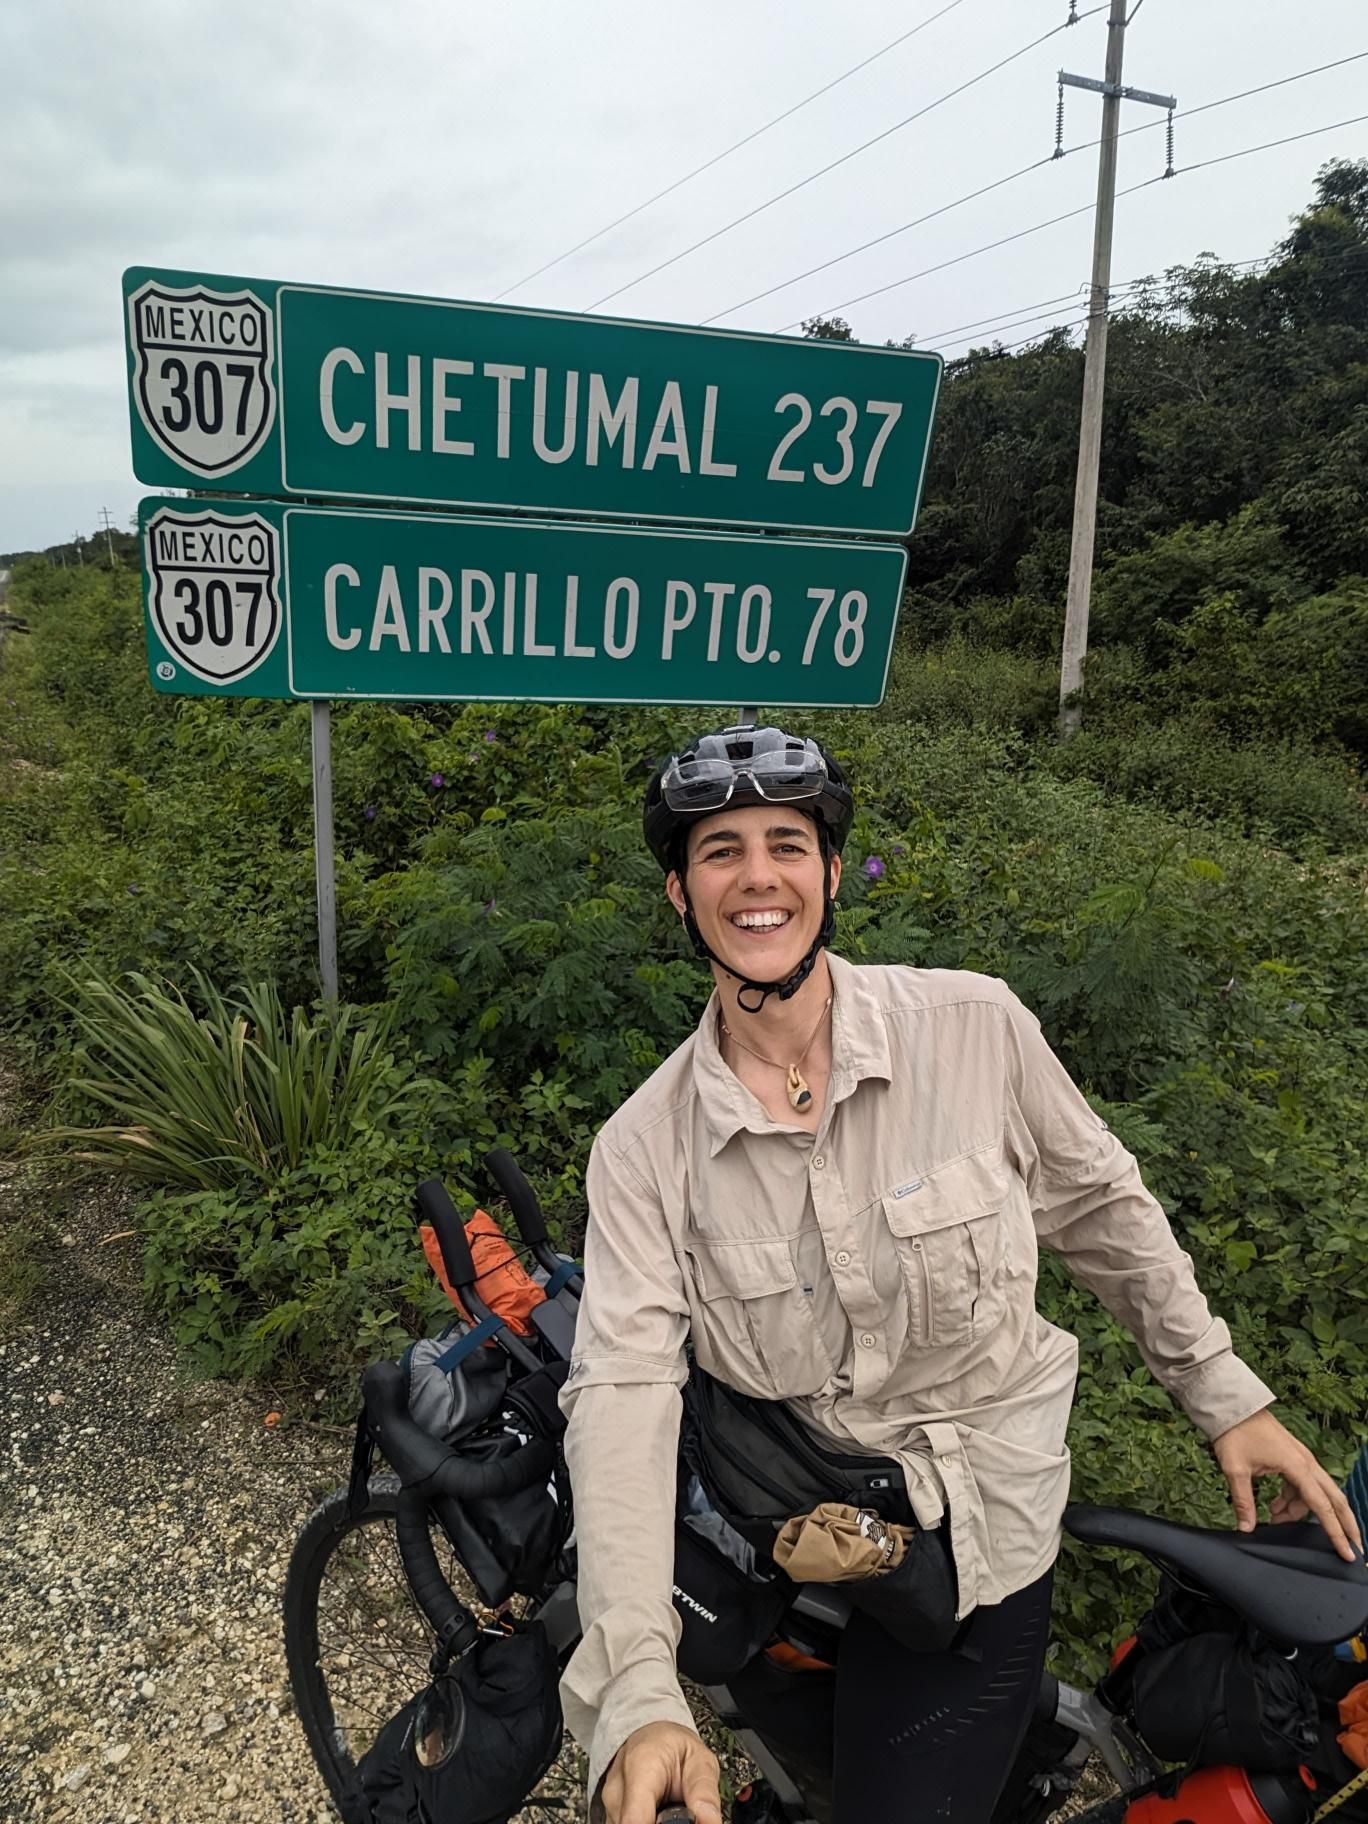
[691,951,893,1156]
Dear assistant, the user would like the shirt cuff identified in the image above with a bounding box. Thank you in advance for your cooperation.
[1164,1352,1276,1440]
[562,1651,699,1824]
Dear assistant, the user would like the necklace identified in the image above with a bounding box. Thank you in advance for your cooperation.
[721,995,832,1111]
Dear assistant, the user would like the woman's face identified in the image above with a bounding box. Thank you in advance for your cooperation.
[666,804,839,984]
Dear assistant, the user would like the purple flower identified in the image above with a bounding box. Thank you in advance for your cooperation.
[127,884,140,895]
[429,772,445,789]
[363,805,377,822]
[862,855,886,880]
[484,730,498,743]
[891,843,907,858]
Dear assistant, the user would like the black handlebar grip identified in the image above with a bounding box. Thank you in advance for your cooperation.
[483,1148,548,1246]
[415,1177,476,1290]
[657,1809,695,1823]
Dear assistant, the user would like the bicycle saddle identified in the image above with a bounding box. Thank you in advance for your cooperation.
[1063,1503,1368,1647]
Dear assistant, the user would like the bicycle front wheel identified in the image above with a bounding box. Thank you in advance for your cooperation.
[282,1474,584,1823]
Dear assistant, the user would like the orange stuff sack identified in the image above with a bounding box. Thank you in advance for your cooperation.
[1340,1680,1368,1770]
[420,1209,544,1336]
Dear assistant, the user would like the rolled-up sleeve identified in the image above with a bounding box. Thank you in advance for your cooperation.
[1000,985,1274,1439]
[559,1131,695,1806]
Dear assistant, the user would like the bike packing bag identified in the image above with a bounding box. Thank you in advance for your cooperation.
[402,1325,510,1442]
[673,1474,794,1686]
[681,1364,960,1654]
[1115,1580,1320,1774]
[681,1364,912,1544]
[1129,1629,1319,1772]
[355,1617,563,1824]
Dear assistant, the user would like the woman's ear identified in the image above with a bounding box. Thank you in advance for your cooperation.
[665,870,688,919]
[828,851,842,900]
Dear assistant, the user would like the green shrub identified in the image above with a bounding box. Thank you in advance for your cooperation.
[43,971,439,1190]
[139,1125,455,1382]
[1042,715,1368,852]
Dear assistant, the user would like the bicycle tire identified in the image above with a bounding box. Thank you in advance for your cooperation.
[282,1474,584,1824]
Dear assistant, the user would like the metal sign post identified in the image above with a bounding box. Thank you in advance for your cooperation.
[310,700,338,1000]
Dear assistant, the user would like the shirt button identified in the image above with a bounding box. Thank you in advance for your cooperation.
[859,1332,877,1350]
[835,1250,851,1267]
[812,1154,826,1170]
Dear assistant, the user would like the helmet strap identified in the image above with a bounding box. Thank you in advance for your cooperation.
[677,828,835,1015]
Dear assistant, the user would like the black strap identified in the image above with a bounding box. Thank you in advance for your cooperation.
[347,1406,376,1520]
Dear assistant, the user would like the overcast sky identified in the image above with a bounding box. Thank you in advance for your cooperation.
[2,0,1364,553]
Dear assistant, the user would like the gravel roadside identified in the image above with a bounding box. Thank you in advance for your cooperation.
[0,1164,350,1824]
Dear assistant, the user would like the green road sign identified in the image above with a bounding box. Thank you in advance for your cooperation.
[139,497,908,707]
[124,267,942,537]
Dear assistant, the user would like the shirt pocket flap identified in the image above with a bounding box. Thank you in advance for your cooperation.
[883,1148,1008,1238]
[686,1237,798,1303]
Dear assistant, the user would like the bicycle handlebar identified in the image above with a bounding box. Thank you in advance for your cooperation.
[415,1177,477,1290]
[363,1360,555,1500]
[484,1148,548,1247]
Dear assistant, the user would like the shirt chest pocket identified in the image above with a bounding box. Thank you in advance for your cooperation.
[881,1147,1008,1347]
[684,1235,833,1401]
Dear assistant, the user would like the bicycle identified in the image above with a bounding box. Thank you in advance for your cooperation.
[284,1152,1368,1824]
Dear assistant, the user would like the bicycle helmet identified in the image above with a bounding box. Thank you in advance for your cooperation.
[643,724,854,1012]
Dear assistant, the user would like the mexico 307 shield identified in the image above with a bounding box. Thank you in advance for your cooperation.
[144,506,283,685]
[128,280,276,477]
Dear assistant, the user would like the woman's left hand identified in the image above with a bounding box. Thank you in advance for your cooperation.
[1212,1408,1363,1562]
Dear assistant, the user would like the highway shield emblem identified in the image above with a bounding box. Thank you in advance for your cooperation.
[145,507,283,685]
[129,281,276,477]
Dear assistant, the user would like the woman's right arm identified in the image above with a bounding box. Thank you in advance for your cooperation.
[559,1130,712,1820]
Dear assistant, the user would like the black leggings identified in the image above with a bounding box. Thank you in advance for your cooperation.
[729,1568,1055,1824]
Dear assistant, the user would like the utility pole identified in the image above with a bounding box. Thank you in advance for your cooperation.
[98,506,117,568]
[73,532,84,566]
[1056,0,1174,739]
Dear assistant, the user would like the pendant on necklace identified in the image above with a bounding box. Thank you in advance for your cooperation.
[786,1064,813,1111]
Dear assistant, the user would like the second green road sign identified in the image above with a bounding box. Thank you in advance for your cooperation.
[124,267,942,537]
[139,497,908,707]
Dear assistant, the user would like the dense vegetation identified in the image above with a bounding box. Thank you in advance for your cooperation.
[2,161,1365,1675]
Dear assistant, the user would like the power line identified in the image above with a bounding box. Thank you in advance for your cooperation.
[490,0,968,302]
[699,153,1056,326]
[710,48,1366,329]
[582,6,1107,313]
[926,238,1368,347]
[780,190,1122,328]
[783,110,1368,330]
[937,216,1368,357]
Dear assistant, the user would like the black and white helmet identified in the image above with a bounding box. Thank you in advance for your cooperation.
[643,724,854,873]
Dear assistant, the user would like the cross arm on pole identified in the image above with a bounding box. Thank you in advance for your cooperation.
[1059,69,1176,109]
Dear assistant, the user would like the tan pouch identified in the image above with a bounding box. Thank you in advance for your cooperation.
[772,1502,913,1583]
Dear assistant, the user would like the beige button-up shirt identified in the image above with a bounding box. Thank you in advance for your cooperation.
[559,956,1273,1798]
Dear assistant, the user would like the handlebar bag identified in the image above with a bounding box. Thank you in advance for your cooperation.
[356,1618,562,1824]
[673,1475,794,1686]
[454,1425,568,1597]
